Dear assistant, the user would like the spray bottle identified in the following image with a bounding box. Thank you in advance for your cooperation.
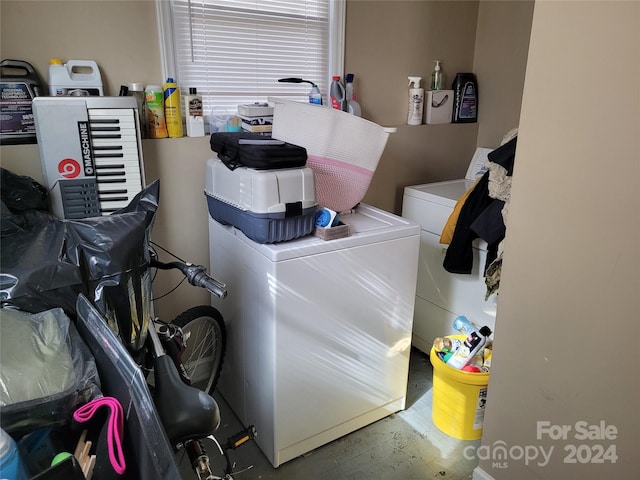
[407,76,424,125]
[345,73,361,116]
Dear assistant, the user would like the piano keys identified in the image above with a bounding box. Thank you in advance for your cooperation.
[32,96,145,219]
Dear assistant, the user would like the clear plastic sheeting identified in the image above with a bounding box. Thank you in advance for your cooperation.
[0,180,160,353]
[0,307,100,436]
[208,202,421,467]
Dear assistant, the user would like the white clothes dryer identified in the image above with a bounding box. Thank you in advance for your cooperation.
[402,148,497,353]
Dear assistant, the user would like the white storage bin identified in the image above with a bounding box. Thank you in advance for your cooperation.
[205,157,317,243]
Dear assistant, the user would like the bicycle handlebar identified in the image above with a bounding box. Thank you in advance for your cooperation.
[151,259,228,299]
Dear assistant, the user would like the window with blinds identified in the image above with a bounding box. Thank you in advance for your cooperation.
[158,0,344,123]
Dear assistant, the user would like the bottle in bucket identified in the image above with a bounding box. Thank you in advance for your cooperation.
[433,336,461,353]
[446,326,492,370]
[452,315,479,336]
[145,85,168,138]
[482,347,492,372]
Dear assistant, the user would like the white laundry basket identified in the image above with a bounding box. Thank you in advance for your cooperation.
[270,99,396,213]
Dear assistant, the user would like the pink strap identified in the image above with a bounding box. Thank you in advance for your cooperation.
[73,396,126,475]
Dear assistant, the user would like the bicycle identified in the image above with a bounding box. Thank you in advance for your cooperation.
[145,250,257,480]
[0,179,256,479]
[93,198,257,479]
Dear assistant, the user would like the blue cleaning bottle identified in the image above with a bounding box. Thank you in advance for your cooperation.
[452,315,479,336]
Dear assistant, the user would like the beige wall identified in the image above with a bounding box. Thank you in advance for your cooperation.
[0,1,532,319]
[351,0,533,212]
[348,0,479,213]
[473,0,533,146]
[0,0,162,95]
[7,2,637,477]
[475,2,640,478]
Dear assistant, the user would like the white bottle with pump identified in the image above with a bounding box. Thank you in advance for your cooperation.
[407,76,424,125]
[431,60,444,90]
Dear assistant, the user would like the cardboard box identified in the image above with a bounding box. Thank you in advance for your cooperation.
[241,122,273,133]
[314,221,350,240]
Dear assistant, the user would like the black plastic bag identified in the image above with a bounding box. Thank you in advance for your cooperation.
[0,167,50,213]
[0,180,160,352]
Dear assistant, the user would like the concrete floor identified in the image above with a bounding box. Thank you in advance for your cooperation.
[176,347,480,480]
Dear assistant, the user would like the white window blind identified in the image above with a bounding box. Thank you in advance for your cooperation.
[157,0,345,124]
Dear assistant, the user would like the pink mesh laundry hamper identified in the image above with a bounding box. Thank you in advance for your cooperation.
[271,99,396,213]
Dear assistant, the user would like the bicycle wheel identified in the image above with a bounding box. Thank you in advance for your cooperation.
[173,305,226,395]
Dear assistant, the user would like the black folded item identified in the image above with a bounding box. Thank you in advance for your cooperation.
[210,131,307,170]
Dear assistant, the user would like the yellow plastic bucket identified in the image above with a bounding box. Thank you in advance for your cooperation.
[429,335,490,440]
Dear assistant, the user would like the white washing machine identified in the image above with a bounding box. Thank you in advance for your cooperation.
[208,204,420,467]
[402,148,497,354]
